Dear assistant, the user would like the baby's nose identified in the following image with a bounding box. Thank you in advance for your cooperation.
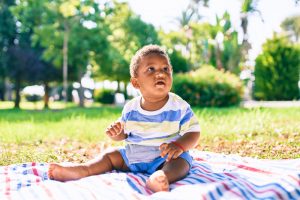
[156,69,165,77]
[156,73,164,79]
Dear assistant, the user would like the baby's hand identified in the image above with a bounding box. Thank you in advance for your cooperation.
[105,121,124,137]
[159,142,184,162]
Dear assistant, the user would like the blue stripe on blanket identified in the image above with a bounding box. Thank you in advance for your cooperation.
[126,177,142,194]
[1,151,300,200]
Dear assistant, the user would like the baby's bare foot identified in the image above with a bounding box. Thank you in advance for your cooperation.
[48,163,89,182]
[146,170,169,192]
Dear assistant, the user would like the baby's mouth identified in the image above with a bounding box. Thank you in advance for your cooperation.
[155,80,165,86]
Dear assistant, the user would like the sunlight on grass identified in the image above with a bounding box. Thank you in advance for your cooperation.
[0,105,299,164]
[0,101,14,109]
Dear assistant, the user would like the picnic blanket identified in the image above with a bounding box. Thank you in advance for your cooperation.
[1,150,300,200]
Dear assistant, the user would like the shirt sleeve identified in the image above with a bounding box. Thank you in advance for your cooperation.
[179,106,201,136]
[119,105,128,124]
[118,101,132,135]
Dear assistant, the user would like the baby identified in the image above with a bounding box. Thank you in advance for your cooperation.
[48,44,200,192]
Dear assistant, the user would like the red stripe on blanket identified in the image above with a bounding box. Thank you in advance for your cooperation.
[40,184,55,199]
[225,173,284,199]
[194,157,206,162]
[32,162,39,176]
[4,166,10,196]
[127,174,152,195]
[194,173,216,182]
[236,164,272,174]
[221,181,244,199]
[194,173,244,199]
[204,160,273,174]
[193,165,212,174]
[288,175,300,186]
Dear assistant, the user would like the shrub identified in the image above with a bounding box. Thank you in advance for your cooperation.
[254,35,300,100]
[24,94,42,102]
[169,50,190,73]
[172,65,244,107]
[94,89,115,104]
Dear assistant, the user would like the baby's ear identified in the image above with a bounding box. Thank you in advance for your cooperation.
[130,77,140,89]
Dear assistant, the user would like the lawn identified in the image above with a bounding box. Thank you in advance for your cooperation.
[0,103,299,166]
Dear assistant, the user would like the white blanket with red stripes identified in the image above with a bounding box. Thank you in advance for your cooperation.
[1,151,300,200]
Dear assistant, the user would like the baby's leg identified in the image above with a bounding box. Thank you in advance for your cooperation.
[48,148,129,181]
[146,158,189,192]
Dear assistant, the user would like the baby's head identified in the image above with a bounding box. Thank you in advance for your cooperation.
[130,44,171,78]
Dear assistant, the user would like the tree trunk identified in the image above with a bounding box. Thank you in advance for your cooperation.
[14,75,21,109]
[63,20,69,103]
[0,55,7,101]
[124,82,128,99]
[117,80,121,92]
[216,44,223,70]
[0,77,5,101]
[78,70,85,107]
[78,83,84,107]
[44,82,50,109]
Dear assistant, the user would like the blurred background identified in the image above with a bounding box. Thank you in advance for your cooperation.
[0,0,299,109]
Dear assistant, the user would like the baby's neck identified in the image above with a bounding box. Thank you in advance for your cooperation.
[140,94,169,111]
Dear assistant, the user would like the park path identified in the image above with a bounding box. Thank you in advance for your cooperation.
[241,100,300,108]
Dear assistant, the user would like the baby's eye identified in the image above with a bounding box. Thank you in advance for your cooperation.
[147,66,155,72]
[163,67,170,72]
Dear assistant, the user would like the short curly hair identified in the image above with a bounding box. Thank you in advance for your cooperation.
[129,44,171,77]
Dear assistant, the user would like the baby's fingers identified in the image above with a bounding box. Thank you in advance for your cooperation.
[166,150,176,162]
[105,129,113,137]
[159,143,169,157]
[106,126,118,137]
[171,150,182,160]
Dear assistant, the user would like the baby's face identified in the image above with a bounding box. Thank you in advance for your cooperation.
[131,54,172,100]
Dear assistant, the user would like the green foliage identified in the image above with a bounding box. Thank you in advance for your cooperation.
[172,65,243,107]
[280,15,300,42]
[160,12,243,74]
[17,0,112,82]
[169,50,190,73]
[101,2,160,83]
[254,35,300,100]
[0,0,17,100]
[24,94,42,102]
[94,88,115,104]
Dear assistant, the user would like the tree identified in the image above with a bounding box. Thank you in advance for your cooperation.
[10,0,62,108]
[176,7,197,28]
[2,0,46,108]
[7,45,60,108]
[205,12,243,74]
[27,0,112,107]
[281,15,300,42]
[189,0,209,20]
[101,2,160,95]
[0,0,17,101]
[240,0,263,61]
[254,34,300,100]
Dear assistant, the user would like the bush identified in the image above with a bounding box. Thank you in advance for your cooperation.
[172,65,244,107]
[24,94,42,102]
[169,50,191,73]
[94,89,115,104]
[254,35,300,100]
[55,85,73,102]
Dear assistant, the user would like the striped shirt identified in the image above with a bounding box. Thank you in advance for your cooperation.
[120,92,200,147]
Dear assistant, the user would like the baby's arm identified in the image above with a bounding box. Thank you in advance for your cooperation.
[105,121,128,141]
[160,131,200,162]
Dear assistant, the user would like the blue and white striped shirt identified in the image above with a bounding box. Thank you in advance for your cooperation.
[120,92,200,147]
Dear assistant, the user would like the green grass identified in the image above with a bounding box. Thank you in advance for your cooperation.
[0,102,299,165]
